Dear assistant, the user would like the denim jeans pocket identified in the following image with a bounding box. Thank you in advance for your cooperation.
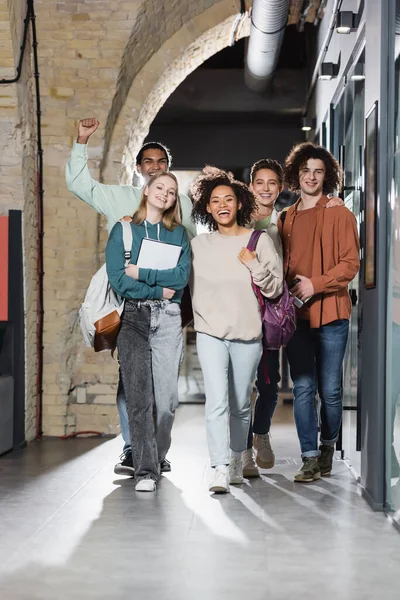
[165,302,181,317]
[124,302,139,314]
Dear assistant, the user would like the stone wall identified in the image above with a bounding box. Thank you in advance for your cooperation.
[1,0,249,438]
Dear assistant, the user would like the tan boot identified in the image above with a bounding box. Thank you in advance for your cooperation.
[242,448,260,478]
[254,433,275,469]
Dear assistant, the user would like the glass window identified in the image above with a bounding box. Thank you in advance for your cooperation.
[331,52,365,476]
[387,2,400,514]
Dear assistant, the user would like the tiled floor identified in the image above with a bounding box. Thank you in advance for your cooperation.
[1,402,400,600]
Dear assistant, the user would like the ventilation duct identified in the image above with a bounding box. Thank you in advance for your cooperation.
[245,0,290,92]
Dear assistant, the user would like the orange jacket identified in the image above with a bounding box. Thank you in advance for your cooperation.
[278,196,360,328]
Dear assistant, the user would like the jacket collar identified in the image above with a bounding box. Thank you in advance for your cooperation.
[292,194,329,213]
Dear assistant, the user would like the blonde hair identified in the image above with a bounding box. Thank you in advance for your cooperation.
[132,172,181,230]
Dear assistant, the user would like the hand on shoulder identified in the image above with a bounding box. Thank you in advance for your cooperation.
[325,196,344,208]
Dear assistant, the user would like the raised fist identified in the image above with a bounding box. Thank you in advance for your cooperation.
[77,118,100,143]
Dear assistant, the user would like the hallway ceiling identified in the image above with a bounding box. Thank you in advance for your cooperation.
[152,21,319,128]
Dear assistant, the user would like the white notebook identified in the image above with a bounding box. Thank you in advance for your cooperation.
[137,238,182,270]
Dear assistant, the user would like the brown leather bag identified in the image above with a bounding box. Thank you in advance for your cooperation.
[94,309,121,352]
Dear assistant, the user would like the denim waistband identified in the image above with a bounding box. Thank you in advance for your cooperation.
[125,299,170,309]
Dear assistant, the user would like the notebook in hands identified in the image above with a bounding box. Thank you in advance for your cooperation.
[137,238,182,270]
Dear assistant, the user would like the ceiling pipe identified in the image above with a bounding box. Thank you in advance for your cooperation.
[245,0,290,93]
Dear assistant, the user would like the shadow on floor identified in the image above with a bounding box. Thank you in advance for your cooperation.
[0,436,114,479]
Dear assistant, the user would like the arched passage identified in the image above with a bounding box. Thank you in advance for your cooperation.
[65,1,250,435]
[101,1,249,184]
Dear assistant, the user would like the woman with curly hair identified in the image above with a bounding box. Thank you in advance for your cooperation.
[190,167,283,493]
[279,142,360,483]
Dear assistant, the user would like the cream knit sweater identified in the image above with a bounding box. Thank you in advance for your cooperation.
[190,230,283,341]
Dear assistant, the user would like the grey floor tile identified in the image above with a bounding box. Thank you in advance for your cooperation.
[0,403,399,600]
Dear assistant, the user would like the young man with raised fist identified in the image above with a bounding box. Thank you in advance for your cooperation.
[66,118,195,478]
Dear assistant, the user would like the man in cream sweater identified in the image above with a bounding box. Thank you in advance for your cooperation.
[66,118,195,477]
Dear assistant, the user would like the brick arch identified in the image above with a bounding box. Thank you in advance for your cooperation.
[100,1,235,165]
[35,0,250,436]
[101,0,250,184]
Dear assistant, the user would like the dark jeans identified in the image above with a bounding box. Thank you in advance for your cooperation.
[117,299,183,482]
[247,350,280,449]
[285,318,349,458]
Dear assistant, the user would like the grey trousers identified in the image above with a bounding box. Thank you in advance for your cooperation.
[117,299,183,482]
[196,332,262,467]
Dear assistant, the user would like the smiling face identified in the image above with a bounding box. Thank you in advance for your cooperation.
[299,158,326,197]
[206,185,241,228]
[144,174,177,213]
[137,148,169,183]
[250,168,283,210]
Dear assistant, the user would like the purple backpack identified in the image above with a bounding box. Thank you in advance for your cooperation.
[247,230,296,350]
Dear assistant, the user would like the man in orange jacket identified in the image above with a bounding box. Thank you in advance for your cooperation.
[279,142,360,482]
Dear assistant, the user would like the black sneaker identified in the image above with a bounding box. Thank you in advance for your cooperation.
[114,449,135,477]
[160,458,171,473]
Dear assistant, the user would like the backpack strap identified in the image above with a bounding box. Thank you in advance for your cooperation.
[246,230,271,383]
[120,221,133,267]
[246,229,264,252]
[246,230,265,309]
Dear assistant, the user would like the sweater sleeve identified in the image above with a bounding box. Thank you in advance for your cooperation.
[246,232,283,299]
[310,210,360,295]
[66,142,125,217]
[138,229,191,290]
[179,193,197,240]
[106,223,163,300]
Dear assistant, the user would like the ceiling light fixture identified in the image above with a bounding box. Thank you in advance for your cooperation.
[301,117,316,132]
[319,62,339,81]
[350,63,365,81]
[336,11,357,34]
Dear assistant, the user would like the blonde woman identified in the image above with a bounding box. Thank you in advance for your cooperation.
[106,172,191,492]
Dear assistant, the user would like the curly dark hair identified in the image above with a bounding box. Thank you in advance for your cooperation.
[284,142,343,195]
[250,158,284,186]
[190,166,256,230]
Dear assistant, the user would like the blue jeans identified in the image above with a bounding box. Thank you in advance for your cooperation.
[196,332,262,466]
[247,350,280,449]
[285,318,349,458]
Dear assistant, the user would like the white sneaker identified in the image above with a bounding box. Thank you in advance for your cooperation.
[229,455,244,485]
[254,433,275,469]
[135,478,157,492]
[209,466,229,493]
[242,448,260,478]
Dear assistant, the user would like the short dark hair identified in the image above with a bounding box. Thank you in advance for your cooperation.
[250,158,284,187]
[135,142,172,168]
[190,166,256,231]
[284,142,342,195]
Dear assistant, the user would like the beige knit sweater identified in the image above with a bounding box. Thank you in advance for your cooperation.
[190,230,283,341]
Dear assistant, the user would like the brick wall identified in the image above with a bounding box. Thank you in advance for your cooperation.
[1,0,249,438]
[1,0,38,441]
